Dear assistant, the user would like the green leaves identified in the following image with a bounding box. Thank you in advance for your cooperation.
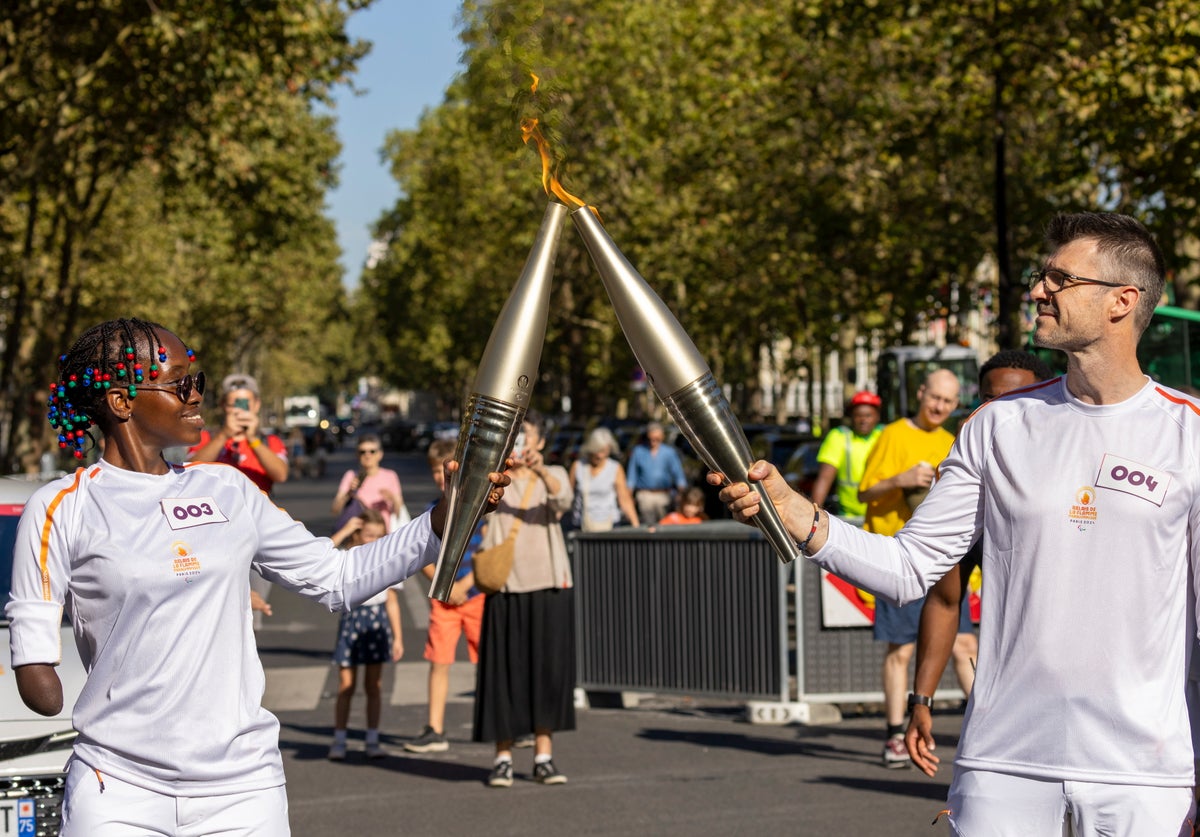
[366,0,1200,424]
[0,0,370,469]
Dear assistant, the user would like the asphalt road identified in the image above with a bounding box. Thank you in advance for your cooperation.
[262,440,966,836]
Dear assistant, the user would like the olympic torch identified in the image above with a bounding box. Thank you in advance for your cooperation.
[429,201,569,601]
[571,206,801,564]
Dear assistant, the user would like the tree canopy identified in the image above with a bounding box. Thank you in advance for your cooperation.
[0,0,369,470]
[366,0,1200,422]
[5,0,1200,470]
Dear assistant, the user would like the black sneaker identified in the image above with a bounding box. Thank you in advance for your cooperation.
[403,726,449,754]
[487,760,514,788]
[533,759,567,785]
[513,734,535,749]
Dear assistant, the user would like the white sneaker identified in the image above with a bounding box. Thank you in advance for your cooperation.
[365,741,386,760]
[328,739,347,761]
[881,734,911,769]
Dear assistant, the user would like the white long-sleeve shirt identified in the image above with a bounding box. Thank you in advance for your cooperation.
[815,376,1200,786]
[6,459,439,795]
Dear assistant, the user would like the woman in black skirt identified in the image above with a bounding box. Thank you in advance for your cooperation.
[473,411,576,787]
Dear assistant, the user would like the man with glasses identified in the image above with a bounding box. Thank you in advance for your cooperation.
[627,421,689,524]
[716,212,1198,834]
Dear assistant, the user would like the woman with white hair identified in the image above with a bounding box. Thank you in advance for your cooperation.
[568,427,639,531]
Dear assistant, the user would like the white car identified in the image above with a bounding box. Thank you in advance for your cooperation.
[0,475,86,836]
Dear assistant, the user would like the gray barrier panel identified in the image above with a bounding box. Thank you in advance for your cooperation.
[572,521,789,702]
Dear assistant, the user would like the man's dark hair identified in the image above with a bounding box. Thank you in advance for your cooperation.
[979,350,1054,385]
[1044,211,1164,332]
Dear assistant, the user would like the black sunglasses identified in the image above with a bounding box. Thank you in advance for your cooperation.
[130,371,207,402]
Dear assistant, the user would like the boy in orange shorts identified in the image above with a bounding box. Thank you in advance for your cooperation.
[404,439,486,753]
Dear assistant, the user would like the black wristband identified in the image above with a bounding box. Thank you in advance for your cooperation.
[797,503,821,554]
[907,692,934,710]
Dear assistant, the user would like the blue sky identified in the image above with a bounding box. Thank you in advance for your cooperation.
[326,0,465,287]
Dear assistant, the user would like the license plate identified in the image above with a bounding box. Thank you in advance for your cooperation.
[0,798,35,834]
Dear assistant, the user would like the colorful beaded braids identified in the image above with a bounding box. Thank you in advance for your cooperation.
[47,318,197,459]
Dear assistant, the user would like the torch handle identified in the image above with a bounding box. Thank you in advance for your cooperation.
[429,395,526,601]
[665,373,802,564]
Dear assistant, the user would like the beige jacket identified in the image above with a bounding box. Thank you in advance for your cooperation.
[480,466,573,593]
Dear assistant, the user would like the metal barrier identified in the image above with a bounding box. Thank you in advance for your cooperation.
[572,521,789,702]
[572,520,966,722]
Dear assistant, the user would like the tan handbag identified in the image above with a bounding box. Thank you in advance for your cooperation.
[473,478,538,595]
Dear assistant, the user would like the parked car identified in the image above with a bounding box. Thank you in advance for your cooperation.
[748,430,814,472]
[0,474,88,836]
[431,421,460,446]
[780,438,825,499]
[380,418,418,451]
[544,425,586,469]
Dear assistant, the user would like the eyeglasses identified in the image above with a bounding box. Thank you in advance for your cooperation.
[357,448,381,456]
[127,371,206,402]
[1029,267,1141,294]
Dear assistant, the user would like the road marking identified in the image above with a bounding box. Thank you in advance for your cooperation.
[403,581,431,629]
[262,661,477,712]
[262,666,328,712]
[390,661,476,706]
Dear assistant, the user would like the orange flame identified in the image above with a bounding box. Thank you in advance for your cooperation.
[520,118,585,208]
[521,74,587,209]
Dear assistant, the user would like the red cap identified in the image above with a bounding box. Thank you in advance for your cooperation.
[849,391,882,408]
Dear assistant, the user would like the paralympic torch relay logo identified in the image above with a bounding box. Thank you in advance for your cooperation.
[1069,486,1098,531]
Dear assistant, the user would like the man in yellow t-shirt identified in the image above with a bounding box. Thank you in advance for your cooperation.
[857,368,976,769]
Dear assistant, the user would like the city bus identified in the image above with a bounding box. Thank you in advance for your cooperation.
[1138,305,1200,394]
[1032,305,1200,394]
[876,344,981,426]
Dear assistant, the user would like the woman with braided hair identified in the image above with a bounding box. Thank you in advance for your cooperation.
[8,318,509,836]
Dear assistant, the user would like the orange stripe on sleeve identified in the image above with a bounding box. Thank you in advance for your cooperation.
[37,468,87,601]
[1155,386,1200,416]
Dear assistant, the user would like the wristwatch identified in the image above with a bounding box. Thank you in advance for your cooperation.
[907,692,934,710]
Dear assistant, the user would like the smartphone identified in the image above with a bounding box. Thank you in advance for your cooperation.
[512,431,527,460]
[234,397,251,411]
